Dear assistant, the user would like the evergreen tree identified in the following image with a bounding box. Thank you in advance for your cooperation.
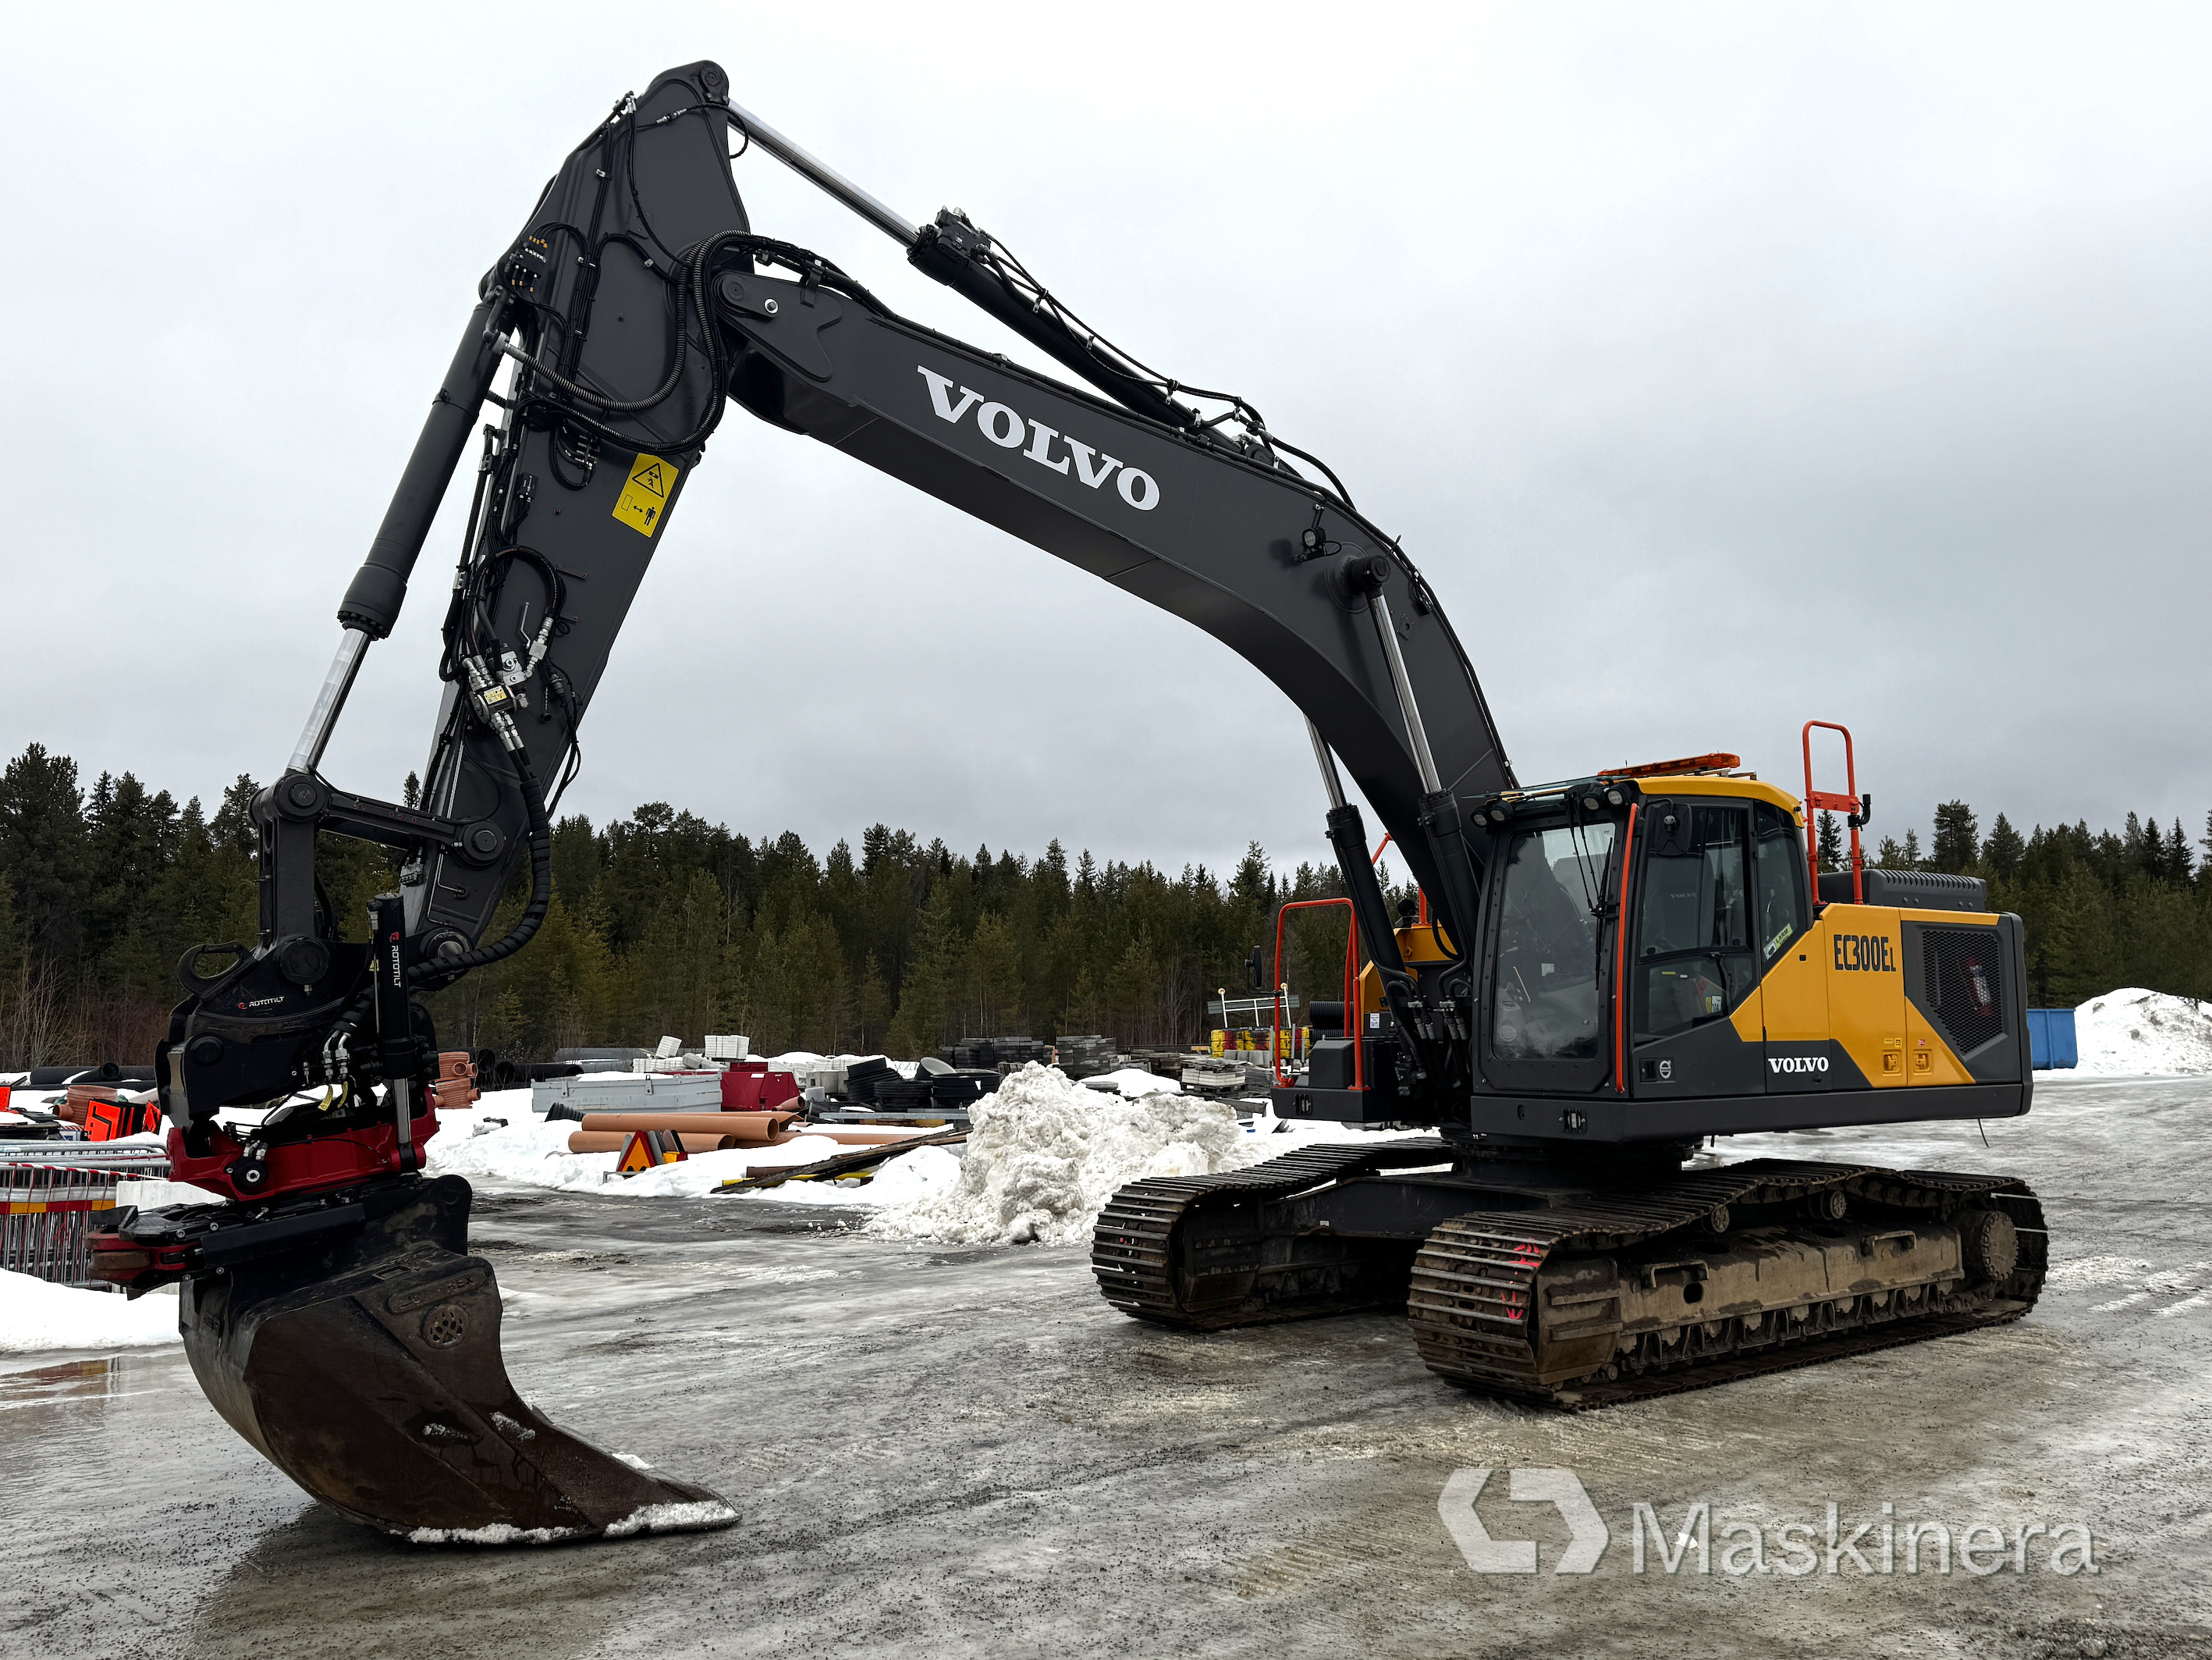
[1816,812,1845,873]
[854,951,890,1051]
[1984,813,2026,883]
[0,743,88,963]
[956,911,1021,1037]
[884,883,957,1057]
[211,775,260,856]
[1930,802,1979,875]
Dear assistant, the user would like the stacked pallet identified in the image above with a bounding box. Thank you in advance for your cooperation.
[1051,1035,1117,1080]
[940,1036,1048,1069]
[843,1057,897,1105]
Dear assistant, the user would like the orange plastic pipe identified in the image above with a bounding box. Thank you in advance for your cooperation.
[577,1111,800,1141]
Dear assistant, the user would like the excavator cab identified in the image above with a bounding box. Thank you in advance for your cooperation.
[1276,741,2032,1146]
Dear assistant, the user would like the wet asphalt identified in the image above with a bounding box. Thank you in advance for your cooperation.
[3,1075,2208,1659]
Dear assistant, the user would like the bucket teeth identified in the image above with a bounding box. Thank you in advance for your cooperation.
[179,1175,737,1542]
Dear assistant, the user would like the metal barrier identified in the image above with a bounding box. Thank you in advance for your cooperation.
[0,1146,171,1286]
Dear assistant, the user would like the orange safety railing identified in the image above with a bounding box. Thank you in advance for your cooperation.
[1802,720,1864,905]
[1368,832,1427,925]
[1272,831,1428,1089]
[1272,897,1360,1089]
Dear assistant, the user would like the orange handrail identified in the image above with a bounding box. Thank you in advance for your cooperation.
[1273,897,1360,1090]
[1801,720,1862,905]
[1368,831,1427,923]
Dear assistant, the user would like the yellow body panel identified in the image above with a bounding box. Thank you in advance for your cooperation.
[1354,924,1455,1026]
[1728,983,1765,1044]
[1750,904,2003,1084]
[1813,905,1908,1086]
[1756,928,1830,1042]
[1901,998,1976,1086]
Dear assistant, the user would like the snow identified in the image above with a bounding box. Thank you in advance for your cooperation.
[869,1062,1286,1246]
[2067,988,2212,1076]
[0,1270,180,1354]
[404,1495,737,1547]
[435,1061,1416,1227]
[1078,1065,1188,1098]
[426,1093,945,1203]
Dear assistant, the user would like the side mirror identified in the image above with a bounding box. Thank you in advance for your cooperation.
[1244,946,1264,992]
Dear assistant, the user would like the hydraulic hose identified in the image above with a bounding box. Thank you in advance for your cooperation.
[425,748,555,980]
[318,750,553,1079]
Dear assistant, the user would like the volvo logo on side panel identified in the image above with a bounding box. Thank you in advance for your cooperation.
[918,366,1160,510]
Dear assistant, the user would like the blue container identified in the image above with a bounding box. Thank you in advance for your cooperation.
[2027,1008,2079,1070]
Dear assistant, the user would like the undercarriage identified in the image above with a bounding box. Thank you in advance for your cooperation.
[1092,1139,2044,1407]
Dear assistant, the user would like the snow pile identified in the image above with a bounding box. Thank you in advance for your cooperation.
[869,1062,1277,1246]
[0,1271,180,1354]
[2072,989,2212,1076]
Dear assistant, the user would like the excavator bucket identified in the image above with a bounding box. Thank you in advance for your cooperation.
[173,1175,736,1542]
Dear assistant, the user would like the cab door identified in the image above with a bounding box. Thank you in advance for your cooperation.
[1480,816,1621,1094]
[1750,801,1831,1093]
[1628,798,1764,1098]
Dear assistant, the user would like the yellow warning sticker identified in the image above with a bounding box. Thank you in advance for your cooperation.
[612,452,679,537]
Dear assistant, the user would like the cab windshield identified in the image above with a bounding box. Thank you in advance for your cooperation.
[1490,819,1617,1061]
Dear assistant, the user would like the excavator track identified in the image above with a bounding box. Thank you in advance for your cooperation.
[1093,1138,1460,1328]
[1407,1160,2046,1407]
[1092,1149,2045,1408]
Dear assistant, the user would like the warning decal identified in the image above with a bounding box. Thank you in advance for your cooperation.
[612,452,680,537]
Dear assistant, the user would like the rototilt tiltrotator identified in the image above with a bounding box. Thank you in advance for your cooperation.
[94,62,2043,1538]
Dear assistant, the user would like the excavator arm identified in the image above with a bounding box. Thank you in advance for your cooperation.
[169,59,1512,1153]
[102,61,1513,1544]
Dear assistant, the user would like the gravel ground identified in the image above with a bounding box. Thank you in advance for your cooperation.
[4,1075,2208,1659]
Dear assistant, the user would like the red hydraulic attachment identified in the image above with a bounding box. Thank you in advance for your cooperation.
[161,1089,442,1206]
[1802,720,1866,905]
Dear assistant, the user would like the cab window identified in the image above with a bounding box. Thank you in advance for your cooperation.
[1635,803,1755,1039]
[1752,801,1808,962]
[1491,820,1617,1061]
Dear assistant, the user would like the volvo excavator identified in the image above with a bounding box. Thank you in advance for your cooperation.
[91,62,2043,1541]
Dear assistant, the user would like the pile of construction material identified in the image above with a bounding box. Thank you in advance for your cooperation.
[940,1036,1049,1068]
[561,1109,806,1156]
[0,1065,163,1143]
[424,1092,960,1205]
[531,1050,801,1118]
[857,1057,999,1114]
[1050,1034,1118,1079]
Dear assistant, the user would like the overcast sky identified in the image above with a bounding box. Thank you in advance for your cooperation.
[4,4,2206,880]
